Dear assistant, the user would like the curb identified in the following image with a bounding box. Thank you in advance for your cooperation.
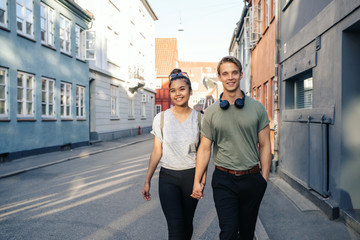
[0,137,152,179]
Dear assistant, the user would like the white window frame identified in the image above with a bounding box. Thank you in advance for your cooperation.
[60,82,72,118]
[84,30,96,60]
[141,102,146,118]
[41,77,55,118]
[60,15,71,54]
[76,85,85,118]
[0,67,8,118]
[75,25,84,59]
[110,85,119,117]
[40,3,55,46]
[16,0,34,38]
[128,97,134,118]
[155,105,161,114]
[0,0,8,28]
[17,71,35,117]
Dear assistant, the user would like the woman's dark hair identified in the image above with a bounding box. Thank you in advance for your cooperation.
[169,68,192,91]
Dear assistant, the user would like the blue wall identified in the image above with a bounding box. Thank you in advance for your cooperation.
[0,0,91,159]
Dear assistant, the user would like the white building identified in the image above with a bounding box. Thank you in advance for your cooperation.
[229,5,251,96]
[75,0,158,141]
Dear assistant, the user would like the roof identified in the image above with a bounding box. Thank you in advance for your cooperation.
[155,38,179,76]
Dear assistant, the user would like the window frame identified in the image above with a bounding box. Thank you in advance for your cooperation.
[17,71,35,118]
[16,0,34,38]
[155,105,161,114]
[40,3,55,47]
[59,15,71,55]
[295,76,313,109]
[76,85,85,119]
[60,81,72,118]
[41,77,55,118]
[264,81,269,111]
[141,102,146,118]
[0,0,8,28]
[0,67,8,118]
[128,96,134,119]
[75,24,84,59]
[110,85,119,118]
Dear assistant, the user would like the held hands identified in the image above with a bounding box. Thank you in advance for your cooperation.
[190,182,205,200]
[142,182,151,201]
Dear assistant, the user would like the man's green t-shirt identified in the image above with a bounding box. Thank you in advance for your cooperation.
[201,95,270,170]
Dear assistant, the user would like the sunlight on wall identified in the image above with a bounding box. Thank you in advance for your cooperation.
[341,96,360,209]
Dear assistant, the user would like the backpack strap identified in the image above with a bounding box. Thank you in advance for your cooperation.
[198,111,201,131]
[160,111,164,138]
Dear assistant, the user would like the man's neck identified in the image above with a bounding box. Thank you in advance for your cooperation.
[222,89,243,104]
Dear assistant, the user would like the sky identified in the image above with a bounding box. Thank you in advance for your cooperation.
[147,0,245,63]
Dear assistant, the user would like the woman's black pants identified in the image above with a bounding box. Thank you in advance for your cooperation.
[159,167,198,240]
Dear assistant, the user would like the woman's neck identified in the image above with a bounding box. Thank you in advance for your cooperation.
[171,105,191,115]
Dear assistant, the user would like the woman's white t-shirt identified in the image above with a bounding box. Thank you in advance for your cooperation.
[151,109,201,170]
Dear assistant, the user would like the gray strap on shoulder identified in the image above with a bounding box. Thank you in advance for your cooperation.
[198,111,201,131]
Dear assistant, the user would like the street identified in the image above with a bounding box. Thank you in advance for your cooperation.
[0,139,219,240]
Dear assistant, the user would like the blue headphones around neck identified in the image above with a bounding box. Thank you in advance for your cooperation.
[219,90,245,110]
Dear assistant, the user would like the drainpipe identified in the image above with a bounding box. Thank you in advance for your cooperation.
[272,0,280,172]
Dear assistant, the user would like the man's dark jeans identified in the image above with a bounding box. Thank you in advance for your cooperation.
[212,167,267,240]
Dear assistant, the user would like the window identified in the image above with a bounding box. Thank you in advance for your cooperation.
[258,86,262,102]
[264,82,268,111]
[40,3,55,46]
[192,82,199,91]
[17,72,34,117]
[295,76,313,109]
[141,102,146,118]
[84,30,96,60]
[16,0,34,37]
[0,68,8,117]
[155,105,161,114]
[110,85,118,117]
[75,25,84,59]
[41,77,55,118]
[60,15,71,54]
[76,85,85,118]
[60,82,71,118]
[128,97,134,118]
[0,0,7,28]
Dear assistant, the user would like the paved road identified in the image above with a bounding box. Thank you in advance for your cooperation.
[0,139,219,240]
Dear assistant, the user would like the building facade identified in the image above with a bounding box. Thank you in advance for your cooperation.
[278,0,360,231]
[179,61,220,111]
[0,0,92,160]
[154,38,179,113]
[229,5,251,96]
[75,0,157,141]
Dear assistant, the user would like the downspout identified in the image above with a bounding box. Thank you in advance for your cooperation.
[272,0,280,171]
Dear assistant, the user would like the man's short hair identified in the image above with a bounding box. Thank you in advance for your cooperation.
[217,56,243,75]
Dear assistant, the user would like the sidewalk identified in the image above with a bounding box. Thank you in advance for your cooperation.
[1,134,359,239]
[256,175,360,240]
[0,133,153,179]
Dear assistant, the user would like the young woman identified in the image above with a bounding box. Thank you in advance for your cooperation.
[142,69,205,240]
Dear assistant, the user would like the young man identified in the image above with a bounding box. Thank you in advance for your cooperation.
[191,56,271,240]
